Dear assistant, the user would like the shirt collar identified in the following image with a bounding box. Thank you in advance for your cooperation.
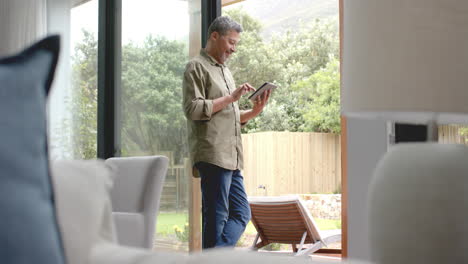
[200,49,225,67]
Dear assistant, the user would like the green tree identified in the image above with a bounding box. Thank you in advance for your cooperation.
[68,30,98,159]
[269,17,339,83]
[224,8,339,133]
[225,9,339,90]
[223,8,263,34]
[121,36,189,162]
[67,31,189,161]
[293,57,341,133]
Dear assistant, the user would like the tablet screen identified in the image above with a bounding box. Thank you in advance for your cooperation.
[248,82,277,100]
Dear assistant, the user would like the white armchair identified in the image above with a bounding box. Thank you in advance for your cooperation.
[105,156,169,249]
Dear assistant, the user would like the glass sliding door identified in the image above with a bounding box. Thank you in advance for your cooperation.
[223,0,342,253]
[120,0,201,252]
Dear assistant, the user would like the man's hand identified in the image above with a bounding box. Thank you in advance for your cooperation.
[239,89,271,124]
[213,83,255,114]
[230,83,255,102]
[252,89,271,115]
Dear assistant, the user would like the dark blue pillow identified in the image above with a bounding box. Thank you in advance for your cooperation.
[0,36,65,264]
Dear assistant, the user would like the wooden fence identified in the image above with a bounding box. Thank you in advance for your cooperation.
[160,125,468,210]
[438,125,468,145]
[241,132,341,196]
[160,165,188,211]
[160,131,342,210]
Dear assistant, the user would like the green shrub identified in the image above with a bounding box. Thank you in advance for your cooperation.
[173,223,189,242]
[263,243,282,251]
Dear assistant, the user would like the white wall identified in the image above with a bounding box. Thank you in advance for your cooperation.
[346,117,387,261]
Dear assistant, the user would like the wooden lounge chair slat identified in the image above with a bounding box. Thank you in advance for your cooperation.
[248,196,341,256]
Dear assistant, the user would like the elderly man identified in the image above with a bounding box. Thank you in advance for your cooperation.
[183,16,271,249]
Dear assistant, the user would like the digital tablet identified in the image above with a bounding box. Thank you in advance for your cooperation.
[247,82,277,101]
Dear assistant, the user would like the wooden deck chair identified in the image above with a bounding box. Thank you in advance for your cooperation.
[249,196,341,257]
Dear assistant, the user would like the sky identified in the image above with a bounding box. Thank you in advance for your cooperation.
[71,0,190,49]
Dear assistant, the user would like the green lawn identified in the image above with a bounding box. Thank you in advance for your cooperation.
[156,212,341,237]
[157,213,189,236]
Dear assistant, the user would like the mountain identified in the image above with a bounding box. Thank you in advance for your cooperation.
[224,0,338,39]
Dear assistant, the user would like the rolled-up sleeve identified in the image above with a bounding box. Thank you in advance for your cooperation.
[183,62,213,121]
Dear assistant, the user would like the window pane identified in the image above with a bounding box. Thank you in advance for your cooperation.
[439,125,468,145]
[49,0,98,160]
[223,0,342,254]
[121,0,201,252]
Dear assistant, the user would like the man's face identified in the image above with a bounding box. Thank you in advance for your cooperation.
[213,29,240,64]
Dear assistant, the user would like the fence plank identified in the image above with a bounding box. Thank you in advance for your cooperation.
[241,132,341,196]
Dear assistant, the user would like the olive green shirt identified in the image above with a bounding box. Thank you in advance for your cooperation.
[183,49,245,172]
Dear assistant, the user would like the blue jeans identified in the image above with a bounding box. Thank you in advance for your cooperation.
[195,162,251,249]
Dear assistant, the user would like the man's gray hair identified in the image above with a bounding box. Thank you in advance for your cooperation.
[207,16,243,37]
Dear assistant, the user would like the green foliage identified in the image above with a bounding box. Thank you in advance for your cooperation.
[120,36,189,161]
[460,127,468,143]
[223,7,263,34]
[224,8,340,133]
[173,223,189,243]
[67,31,189,161]
[293,57,341,133]
[68,30,98,159]
[263,243,282,251]
[270,17,339,82]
